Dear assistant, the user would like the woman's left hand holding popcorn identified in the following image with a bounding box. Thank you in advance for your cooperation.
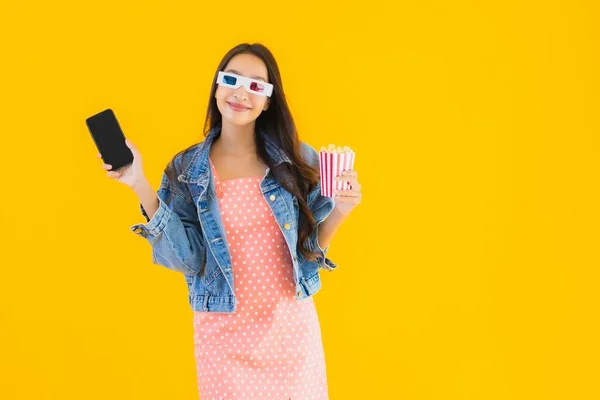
[333,170,362,216]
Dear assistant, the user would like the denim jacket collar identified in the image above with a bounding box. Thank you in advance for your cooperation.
[176,125,292,188]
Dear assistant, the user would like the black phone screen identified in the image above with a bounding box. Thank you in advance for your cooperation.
[86,108,134,171]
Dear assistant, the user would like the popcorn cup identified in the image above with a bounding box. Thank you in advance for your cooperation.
[319,144,356,198]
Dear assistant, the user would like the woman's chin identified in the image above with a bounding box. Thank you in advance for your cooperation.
[223,113,256,126]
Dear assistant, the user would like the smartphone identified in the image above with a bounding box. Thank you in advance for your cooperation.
[86,108,133,171]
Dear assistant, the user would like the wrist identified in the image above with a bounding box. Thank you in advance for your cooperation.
[132,177,151,195]
[332,204,351,218]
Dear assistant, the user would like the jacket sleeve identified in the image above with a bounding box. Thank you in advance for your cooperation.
[130,172,206,275]
[303,143,338,271]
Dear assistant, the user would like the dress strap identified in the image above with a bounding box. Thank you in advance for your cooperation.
[208,156,223,199]
[208,156,220,184]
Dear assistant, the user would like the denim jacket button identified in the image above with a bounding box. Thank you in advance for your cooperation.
[269,194,276,201]
[284,223,291,230]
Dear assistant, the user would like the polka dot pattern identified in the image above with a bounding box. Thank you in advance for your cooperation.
[191,158,329,399]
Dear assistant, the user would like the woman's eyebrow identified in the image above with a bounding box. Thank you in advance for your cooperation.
[225,69,267,81]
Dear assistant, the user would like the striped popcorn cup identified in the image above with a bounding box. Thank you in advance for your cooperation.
[319,144,356,198]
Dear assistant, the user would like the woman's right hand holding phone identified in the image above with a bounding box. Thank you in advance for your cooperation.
[99,139,147,189]
[99,139,160,221]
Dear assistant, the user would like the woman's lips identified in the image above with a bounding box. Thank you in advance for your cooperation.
[227,102,251,112]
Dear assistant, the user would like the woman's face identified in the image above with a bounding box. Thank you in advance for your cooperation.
[215,53,271,127]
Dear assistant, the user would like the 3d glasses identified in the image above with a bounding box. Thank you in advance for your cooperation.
[216,71,274,97]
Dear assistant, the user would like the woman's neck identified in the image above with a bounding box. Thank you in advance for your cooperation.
[214,121,257,157]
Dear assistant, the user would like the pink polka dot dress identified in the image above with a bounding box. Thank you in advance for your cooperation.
[192,157,329,400]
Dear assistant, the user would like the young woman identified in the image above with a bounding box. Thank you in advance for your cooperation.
[99,43,362,399]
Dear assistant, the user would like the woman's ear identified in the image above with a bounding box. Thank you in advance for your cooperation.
[263,98,270,111]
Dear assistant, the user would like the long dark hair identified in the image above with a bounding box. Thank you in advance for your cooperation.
[165,43,322,262]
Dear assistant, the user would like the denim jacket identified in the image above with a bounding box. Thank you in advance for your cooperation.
[129,126,338,313]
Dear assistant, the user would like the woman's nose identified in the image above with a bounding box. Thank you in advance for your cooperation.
[233,86,248,99]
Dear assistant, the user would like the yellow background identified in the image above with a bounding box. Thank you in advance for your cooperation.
[1,0,599,399]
